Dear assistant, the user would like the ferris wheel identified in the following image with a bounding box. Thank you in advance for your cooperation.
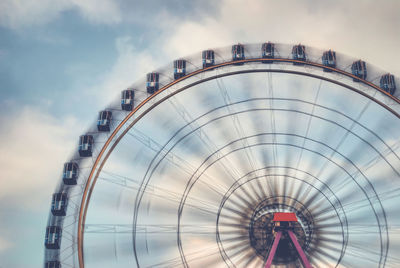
[44,42,400,268]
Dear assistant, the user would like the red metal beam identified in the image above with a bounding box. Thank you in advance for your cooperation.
[288,230,312,268]
[272,212,298,222]
[264,231,282,268]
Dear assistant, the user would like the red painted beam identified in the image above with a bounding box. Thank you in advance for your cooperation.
[264,231,282,268]
[272,212,298,222]
[288,230,313,268]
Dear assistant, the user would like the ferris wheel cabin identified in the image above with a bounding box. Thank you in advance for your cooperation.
[380,74,396,95]
[232,44,245,65]
[97,110,112,132]
[44,261,61,268]
[146,72,160,94]
[62,162,78,185]
[261,42,275,63]
[51,193,68,216]
[174,59,186,79]
[45,226,62,249]
[78,135,94,157]
[351,60,367,81]
[322,50,337,71]
[292,44,306,65]
[121,89,135,111]
[202,50,215,68]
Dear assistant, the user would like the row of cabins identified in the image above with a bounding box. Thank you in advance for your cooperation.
[145,43,396,95]
[45,43,398,266]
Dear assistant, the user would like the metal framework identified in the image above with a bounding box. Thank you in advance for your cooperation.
[44,43,400,268]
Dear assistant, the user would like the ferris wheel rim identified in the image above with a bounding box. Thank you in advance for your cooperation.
[70,58,400,268]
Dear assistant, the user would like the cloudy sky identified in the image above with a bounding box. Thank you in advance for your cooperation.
[0,0,399,267]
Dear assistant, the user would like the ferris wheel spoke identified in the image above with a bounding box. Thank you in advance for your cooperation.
[98,176,220,216]
[295,154,386,242]
[85,224,237,235]
[266,72,280,197]
[297,102,375,206]
[220,240,255,263]
[223,191,253,211]
[126,130,196,175]
[318,100,372,175]
[350,140,400,176]
[100,170,224,209]
[242,252,261,267]
[312,242,343,263]
[310,250,335,267]
[316,236,344,247]
[218,235,250,245]
[167,92,246,180]
[327,159,400,203]
[175,147,260,219]
[217,221,249,230]
[219,205,252,220]
[314,185,400,220]
[215,76,264,199]
[234,250,258,267]
[343,242,389,263]
[290,79,323,208]
[350,138,400,177]
[183,251,223,268]
[149,243,222,267]
[126,126,249,197]
[218,213,249,225]
[157,102,388,214]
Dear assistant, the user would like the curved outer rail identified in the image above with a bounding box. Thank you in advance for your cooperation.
[73,57,399,268]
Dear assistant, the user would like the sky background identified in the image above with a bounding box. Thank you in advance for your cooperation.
[0,0,399,267]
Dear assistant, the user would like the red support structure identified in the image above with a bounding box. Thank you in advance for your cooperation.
[264,231,282,268]
[288,230,312,268]
[264,212,312,268]
[273,212,298,222]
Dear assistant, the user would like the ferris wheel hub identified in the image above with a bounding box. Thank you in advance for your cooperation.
[248,197,313,265]
[264,212,313,268]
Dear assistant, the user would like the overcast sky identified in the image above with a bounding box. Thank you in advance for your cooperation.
[0,0,399,267]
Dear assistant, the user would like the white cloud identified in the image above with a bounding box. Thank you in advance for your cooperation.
[0,237,13,252]
[87,36,159,107]
[70,0,121,24]
[158,0,400,75]
[0,0,121,29]
[0,36,157,213]
[0,106,78,210]
[0,0,69,29]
